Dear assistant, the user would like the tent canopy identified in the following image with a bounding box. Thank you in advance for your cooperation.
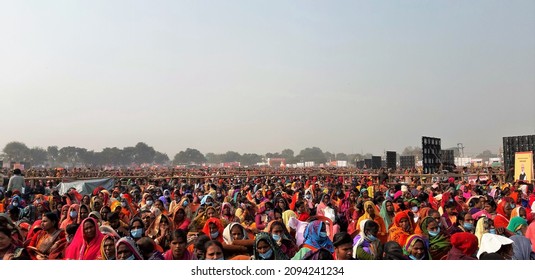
[54,178,115,196]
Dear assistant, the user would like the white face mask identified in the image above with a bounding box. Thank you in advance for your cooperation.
[126,254,135,260]
[146,200,153,206]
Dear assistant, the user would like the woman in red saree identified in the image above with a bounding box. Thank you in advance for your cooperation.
[494,198,515,229]
[64,217,104,260]
[27,212,66,260]
[387,210,414,247]
[60,204,80,230]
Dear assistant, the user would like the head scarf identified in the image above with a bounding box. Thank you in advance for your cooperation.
[507,216,528,233]
[509,235,534,260]
[302,220,334,253]
[100,234,119,260]
[476,233,513,259]
[450,232,479,256]
[202,217,224,243]
[474,217,489,245]
[222,222,249,245]
[146,214,173,239]
[420,216,451,260]
[88,211,102,222]
[115,236,143,260]
[510,206,525,219]
[352,219,380,259]
[253,232,289,260]
[383,241,405,260]
[65,217,104,260]
[379,200,393,230]
[60,204,80,229]
[404,234,430,260]
[282,210,297,232]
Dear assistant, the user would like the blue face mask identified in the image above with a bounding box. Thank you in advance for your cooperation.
[516,230,523,236]
[126,254,135,260]
[319,232,327,238]
[272,234,281,242]
[70,211,78,218]
[409,254,423,260]
[259,248,273,260]
[428,228,440,237]
[210,231,219,239]
[183,201,189,207]
[367,234,377,242]
[131,228,143,238]
[463,222,474,231]
[489,228,496,234]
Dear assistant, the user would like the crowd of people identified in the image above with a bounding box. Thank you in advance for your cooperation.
[1,166,534,260]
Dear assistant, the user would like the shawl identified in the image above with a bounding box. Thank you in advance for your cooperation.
[510,235,534,260]
[404,234,430,260]
[507,216,528,233]
[223,222,249,245]
[379,200,394,231]
[60,204,80,230]
[99,234,119,260]
[253,232,289,260]
[388,211,413,247]
[302,220,334,253]
[115,236,143,260]
[64,217,104,260]
[201,217,224,243]
[420,216,451,260]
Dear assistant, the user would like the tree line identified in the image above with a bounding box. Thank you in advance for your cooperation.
[1,141,497,168]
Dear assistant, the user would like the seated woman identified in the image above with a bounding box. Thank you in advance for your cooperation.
[445,232,478,260]
[507,216,528,236]
[201,217,224,243]
[115,236,143,260]
[252,232,289,260]
[419,216,451,260]
[382,241,406,260]
[171,206,191,231]
[64,217,104,260]
[146,214,173,251]
[99,234,119,260]
[291,220,334,260]
[333,232,353,260]
[265,220,298,259]
[203,240,225,260]
[0,226,30,260]
[352,219,382,260]
[404,234,431,260]
[164,229,192,260]
[26,212,66,260]
[221,222,253,258]
[388,211,414,247]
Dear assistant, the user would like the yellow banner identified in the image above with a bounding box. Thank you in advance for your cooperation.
[515,151,534,183]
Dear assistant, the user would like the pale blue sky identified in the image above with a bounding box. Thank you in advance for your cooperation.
[1,1,534,158]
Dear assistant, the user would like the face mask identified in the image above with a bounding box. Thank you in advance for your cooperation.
[183,201,189,207]
[205,202,213,206]
[259,248,273,260]
[146,200,153,206]
[272,234,281,242]
[13,202,19,207]
[70,211,78,218]
[36,199,41,204]
[66,236,72,243]
[305,195,311,200]
[411,206,418,213]
[131,228,143,238]
[409,254,423,260]
[489,228,496,234]
[319,232,327,238]
[121,202,127,208]
[367,234,377,242]
[210,231,219,239]
[428,228,440,237]
[215,257,224,260]
[516,230,523,236]
[126,254,135,260]
[217,194,222,198]
[463,222,474,231]
[510,203,516,209]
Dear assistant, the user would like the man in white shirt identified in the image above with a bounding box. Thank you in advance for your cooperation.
[7,168,25,193]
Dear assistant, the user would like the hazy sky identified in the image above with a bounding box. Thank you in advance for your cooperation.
[1,1,534,158]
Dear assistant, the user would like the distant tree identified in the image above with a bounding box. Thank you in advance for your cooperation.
[29,147,48,165]
[336,153,348,161]
[3,142,30,162]
[173,148,206,165]
[266,152,281,159]
[324,152,334,162]
[241,153,263,166]
[297,147,327,164]
[205,153,222,164]
[47,146,59,165]
[222,151,241,163]
[133,142,156,164]
[154,152,170,164]
[475,150,497,162]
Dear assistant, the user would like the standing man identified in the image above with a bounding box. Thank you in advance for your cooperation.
[7,168,25,193]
